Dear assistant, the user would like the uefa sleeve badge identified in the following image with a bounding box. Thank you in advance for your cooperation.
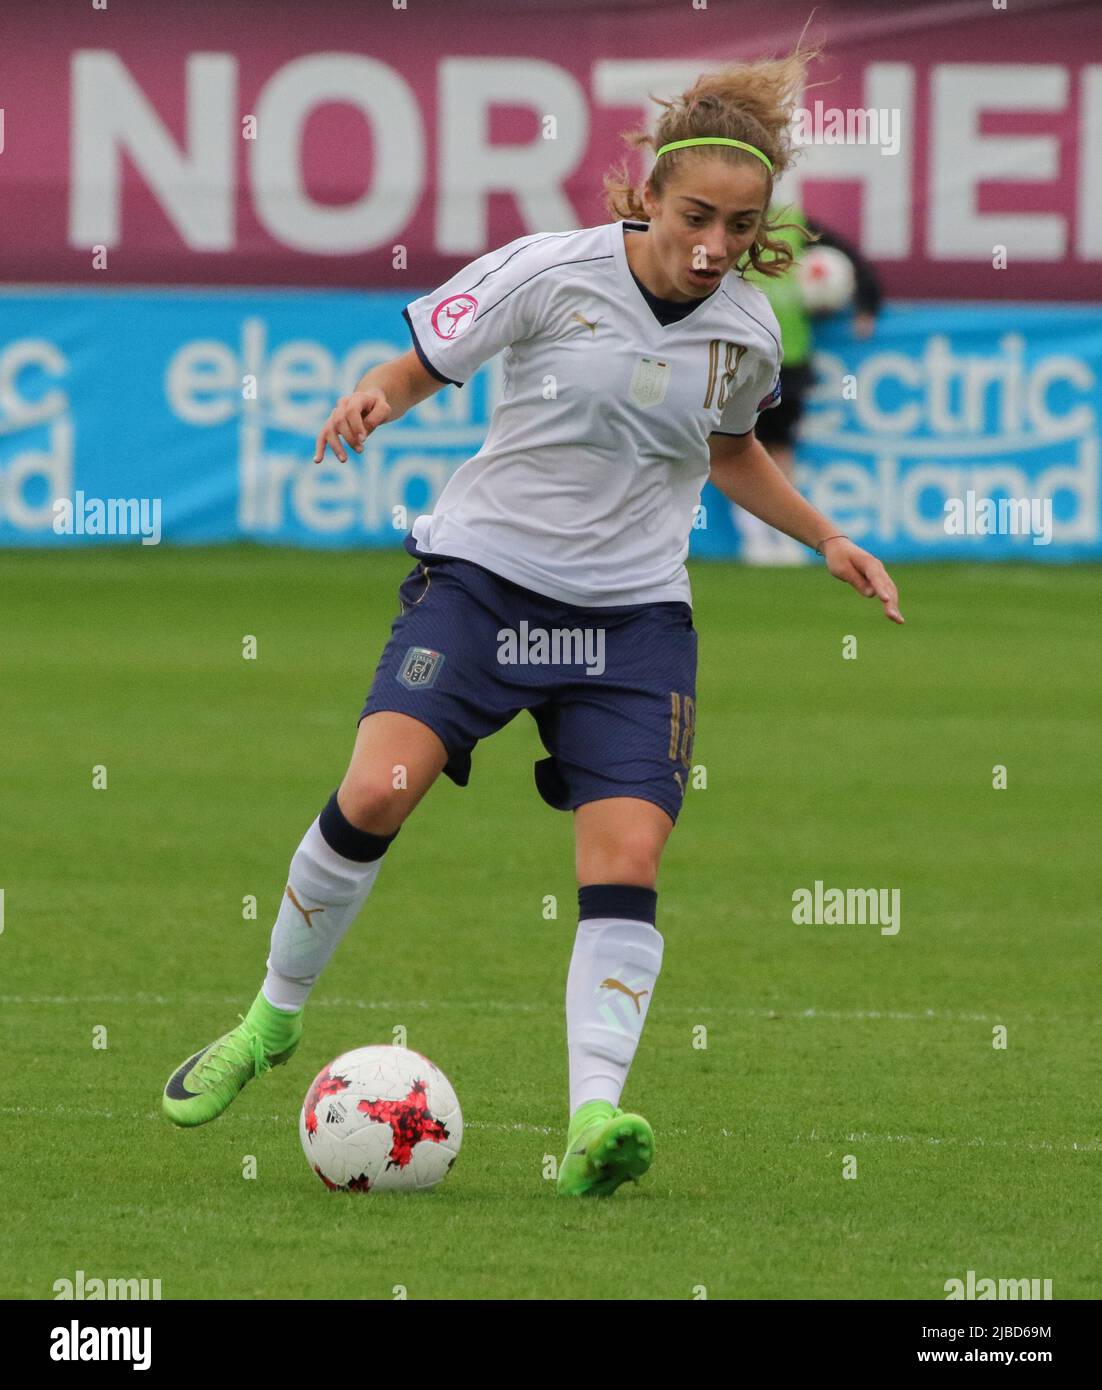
[756,372,782,411]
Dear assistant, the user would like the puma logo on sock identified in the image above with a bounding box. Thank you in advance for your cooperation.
[286,885,325,929]
[600,977,649,1013]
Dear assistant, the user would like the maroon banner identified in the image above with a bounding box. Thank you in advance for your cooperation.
[0,0,1097,299]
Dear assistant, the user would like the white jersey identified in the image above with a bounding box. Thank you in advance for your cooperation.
[404,219,783,608]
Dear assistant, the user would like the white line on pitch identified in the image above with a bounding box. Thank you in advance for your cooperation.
[0,994,1094,1027]
[0,1104,1097,1153]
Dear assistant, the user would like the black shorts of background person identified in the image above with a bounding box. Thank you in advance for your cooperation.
[753,361,816,451]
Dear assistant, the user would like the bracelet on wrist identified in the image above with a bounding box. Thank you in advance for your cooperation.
[814,533,849,555]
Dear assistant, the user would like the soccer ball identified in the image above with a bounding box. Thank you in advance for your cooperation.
[300,1045,462,1193]
[797,244,857,314]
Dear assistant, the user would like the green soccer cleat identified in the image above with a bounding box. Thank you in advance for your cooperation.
[162,992,303,1128]
[556,1099,655,1197]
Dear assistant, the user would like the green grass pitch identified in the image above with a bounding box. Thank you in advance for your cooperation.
[1,547,1098,1300]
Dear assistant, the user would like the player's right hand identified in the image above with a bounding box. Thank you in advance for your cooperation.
[313,390,392,463]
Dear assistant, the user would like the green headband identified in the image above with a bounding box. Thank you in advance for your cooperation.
[655,136,773,174]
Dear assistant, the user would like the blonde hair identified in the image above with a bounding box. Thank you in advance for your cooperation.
[601,28,829,278]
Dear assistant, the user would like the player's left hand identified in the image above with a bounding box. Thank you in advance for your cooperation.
[821,537,904,623]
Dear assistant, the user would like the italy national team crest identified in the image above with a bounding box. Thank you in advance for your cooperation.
[628,356,671,408]
[397,646,446,689]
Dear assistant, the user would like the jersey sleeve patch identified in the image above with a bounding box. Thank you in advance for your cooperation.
[756,371,783,412]
[403,236,550,387]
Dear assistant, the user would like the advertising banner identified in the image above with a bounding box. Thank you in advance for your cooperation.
[1,290,1097,561]
[0,0,1098,300]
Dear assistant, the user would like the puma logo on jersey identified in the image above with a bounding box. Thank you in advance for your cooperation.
[570,311,601,334]
[286,885,324,929]
[600,977,650,1013]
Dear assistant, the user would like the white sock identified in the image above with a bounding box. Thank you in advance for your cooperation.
[565,916,664,1113]
[262,818,387,1011]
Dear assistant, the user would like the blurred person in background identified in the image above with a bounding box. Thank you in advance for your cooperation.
[736,203,882,563]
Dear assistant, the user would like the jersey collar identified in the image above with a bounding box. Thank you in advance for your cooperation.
[612,220,722,328]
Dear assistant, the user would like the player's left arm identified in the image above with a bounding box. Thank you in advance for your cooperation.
[707,431,904,624]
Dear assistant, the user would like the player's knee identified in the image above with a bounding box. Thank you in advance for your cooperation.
[578,836,662,888]
[337,776,414,836]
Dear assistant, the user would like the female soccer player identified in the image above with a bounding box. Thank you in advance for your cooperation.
[162,45,903,1196]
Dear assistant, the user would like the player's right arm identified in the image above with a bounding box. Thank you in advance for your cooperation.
[316,230,551,463]
[314,349,443,463]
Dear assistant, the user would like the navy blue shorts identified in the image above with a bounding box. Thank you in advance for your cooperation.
[359,536,698,824]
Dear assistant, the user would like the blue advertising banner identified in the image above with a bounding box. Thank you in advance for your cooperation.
[1,290,1098,560]
[695,303,1101,563]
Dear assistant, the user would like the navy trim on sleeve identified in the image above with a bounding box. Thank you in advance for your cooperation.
[402,306,463,389]
[710,427,754,437]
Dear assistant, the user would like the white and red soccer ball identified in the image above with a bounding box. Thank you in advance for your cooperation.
[301,1045,462,1193]
[796,244,857,315]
